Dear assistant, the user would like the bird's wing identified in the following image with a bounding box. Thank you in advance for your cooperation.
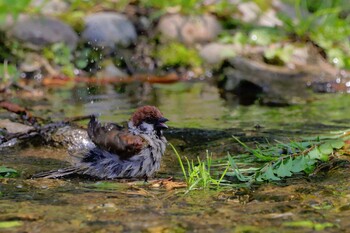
[87,116,148,159]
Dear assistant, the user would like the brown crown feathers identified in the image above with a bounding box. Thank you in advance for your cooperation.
[131,105,165,126]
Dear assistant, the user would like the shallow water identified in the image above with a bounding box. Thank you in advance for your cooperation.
[1,81,350,232]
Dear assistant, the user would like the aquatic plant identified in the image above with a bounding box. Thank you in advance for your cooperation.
[227,133,347,183]
[170,143,228,192]
[172,130,350,189]
[0,166,18,178]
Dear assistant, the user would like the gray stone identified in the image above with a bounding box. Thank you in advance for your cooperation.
[200,43,236,64]
[237,2,261,22]
[81,12,137,49]
[158,14,222,44]
[0,119,34,134]
[258,9,283,27]
[235,1,282,27]
[10,15,78,50]
[96,59,128,78]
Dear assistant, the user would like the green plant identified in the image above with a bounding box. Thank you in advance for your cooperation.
[227,135,346,184]
[170,143,228,192]
[0,62,20,82]
[264,44,294,66]
[278,0,350,68]
[0,0,31,23]
[0,221,22,229]
[249,28,287,46]
[43,43,75,76]
[282,220,335,231]
[156,42,202,68]
[140,0,202,15]
[0,166,18,178]
[173,129,349,191]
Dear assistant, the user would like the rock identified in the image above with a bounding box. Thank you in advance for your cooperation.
[272,0,299,19]
[158,14,222,44]
[0,119,34,134]
[237,2,261,22]
[19,53,43,73]
[258,9,283,27]
[235,1,282,27]
[10,15,78,50]
[81,12,137,49]
[96,59,128,78]
[199,43,236,64]
[218,56,316,105]
[31,0,69,15]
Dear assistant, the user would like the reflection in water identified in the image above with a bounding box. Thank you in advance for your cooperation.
[44,81,350,134]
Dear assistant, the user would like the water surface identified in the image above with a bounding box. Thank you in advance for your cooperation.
[1,81,350,232]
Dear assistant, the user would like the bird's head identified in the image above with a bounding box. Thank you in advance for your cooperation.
[130,106,168,135]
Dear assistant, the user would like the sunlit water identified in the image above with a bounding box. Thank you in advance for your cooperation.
[1,81,350,232]
[43,81,350,133]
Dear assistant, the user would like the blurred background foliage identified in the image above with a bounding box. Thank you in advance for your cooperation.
[0,0,349,81]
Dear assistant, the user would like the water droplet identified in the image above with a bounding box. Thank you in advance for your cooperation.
[34,73,43,81]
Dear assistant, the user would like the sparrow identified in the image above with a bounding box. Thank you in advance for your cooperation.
[34,106,168,180]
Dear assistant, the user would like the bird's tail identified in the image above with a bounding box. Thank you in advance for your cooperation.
[31,167,85,179]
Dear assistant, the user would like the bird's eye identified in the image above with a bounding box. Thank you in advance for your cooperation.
[144,117,156,124]
[144,117,152,123]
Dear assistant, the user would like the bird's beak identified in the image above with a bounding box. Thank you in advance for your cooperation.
[156,117,169,129]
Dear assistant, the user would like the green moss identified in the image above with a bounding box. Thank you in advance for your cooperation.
[140,0,201,15]
[156,42,202,68]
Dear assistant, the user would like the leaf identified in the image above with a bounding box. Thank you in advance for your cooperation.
[282,220,334,231]
[319,143,333,154]
[308,148,321,160]
[282,220,314,228]
[0,221,22,229]
[227,155,252,182]
[329,139,345,149]
[261,166,281,181]
[314,222,335,231]
[290,156,307,173]
[0,166,18,178]
[275,160,293,177]
[284,157,294,170]
[319,153,329,162]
